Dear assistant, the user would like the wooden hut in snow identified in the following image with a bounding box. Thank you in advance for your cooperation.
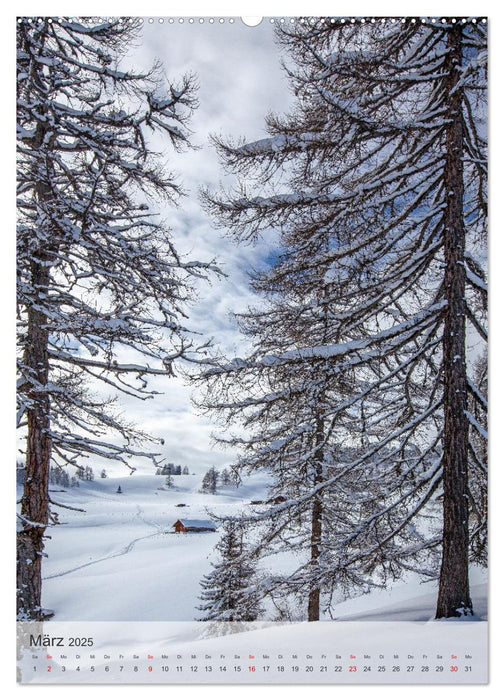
[172,519,217,533]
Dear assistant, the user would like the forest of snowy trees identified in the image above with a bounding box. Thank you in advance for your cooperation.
[17,17,487,625]
[197,18,487,622]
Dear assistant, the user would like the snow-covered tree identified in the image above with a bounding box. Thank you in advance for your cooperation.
[82,467,94,482]
[182,466,190,475]
[220,468,232,486]
[200,467,219,494]
[50,465,70,486]
[116,485,122,494]
[197,520,263,622]
[165,475,175,489]
[202,18,487,619]
[100,469,107,479]
[16,17,216,620]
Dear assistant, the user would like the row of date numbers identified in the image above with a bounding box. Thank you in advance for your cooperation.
[39,664,473,673]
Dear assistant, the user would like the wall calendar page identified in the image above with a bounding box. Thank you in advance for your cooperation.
[16,13,488,686]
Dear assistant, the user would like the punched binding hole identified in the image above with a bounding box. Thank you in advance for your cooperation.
[241,17,263,26]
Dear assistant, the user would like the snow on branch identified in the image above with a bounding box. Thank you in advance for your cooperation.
[465,410,488,440]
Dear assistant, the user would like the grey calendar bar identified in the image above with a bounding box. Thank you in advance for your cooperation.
[17,620,488,684]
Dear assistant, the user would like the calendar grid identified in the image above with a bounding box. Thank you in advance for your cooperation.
[18,621,488,684]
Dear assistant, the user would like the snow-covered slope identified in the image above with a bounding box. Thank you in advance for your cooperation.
[330,570,487,622]
[23,472,487,623]
[38,472,270,621]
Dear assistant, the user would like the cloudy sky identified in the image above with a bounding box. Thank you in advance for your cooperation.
[112,19,294,474]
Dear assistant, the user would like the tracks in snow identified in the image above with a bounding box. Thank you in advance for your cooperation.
[44,504,166,581]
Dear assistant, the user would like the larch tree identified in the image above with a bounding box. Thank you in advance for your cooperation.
[17,17,217,620]
[196,263,376,621]
[202,18,487,619]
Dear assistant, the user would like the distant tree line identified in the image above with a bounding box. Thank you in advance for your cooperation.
[200,467,238,494]
[152,463,238,493]
[17,461,97,488]
[155,463,189,476]
[49,466,80,488]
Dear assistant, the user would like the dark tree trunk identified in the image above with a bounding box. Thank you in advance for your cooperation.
[308,416,324,621]
[17,96,56,620]
[307,496,322,621]
[436,25,473,619]
[17,260,52,619]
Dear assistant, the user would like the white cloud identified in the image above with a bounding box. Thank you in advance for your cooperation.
[108,21,293,474]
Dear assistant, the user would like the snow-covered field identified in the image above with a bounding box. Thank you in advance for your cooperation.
[28,472,487,623]
[38,472,267,621]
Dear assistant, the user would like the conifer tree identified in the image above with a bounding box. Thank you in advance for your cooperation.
[83,467,95,482]
[198,520,263,622]
[202,18,487,619]
[200,467,219,494]
[17,17,215,620]
[220,468,232,486]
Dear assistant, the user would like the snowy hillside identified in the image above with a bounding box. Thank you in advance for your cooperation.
[35,472,271,621]
[22,472,487,623]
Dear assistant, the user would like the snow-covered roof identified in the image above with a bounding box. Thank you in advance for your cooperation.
[174,519,216,529]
